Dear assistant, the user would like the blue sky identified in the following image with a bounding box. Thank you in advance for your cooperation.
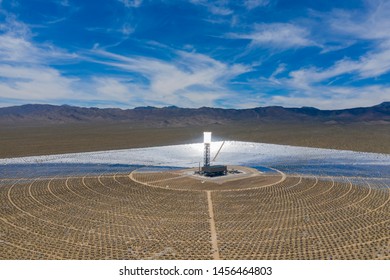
[0,0,390,109]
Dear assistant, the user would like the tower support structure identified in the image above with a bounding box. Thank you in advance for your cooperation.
[204,143,210,167]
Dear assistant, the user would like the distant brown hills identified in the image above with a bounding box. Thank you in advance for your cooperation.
[0,102,389,126]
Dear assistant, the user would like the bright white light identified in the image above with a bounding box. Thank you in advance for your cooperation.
[204,132,212,144]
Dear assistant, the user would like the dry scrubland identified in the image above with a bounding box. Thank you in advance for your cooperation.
[0,168,389,260]
[0,122,389,260]
[0,122,389,158]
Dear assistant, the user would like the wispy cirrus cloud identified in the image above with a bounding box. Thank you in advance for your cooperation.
[118,0,143,8]
[263,46,390,109]
[283,0,390,89]
[255,1,390,109]
[267,84,390,110]
[287,47,390,89]
[227,23,320,50]
[0,64,79,101]
[0,15,77,64]
[243,0,270,10]
[313,0,390,53]
[326,0,390,42]
[191,0,271,14]
[85,23,136,47]
[1,0,389,110]
[270,63,287,80]
[0,13,98,106]
[190,0,233,15]
[57,0,70,7]
[259,54,390,109]
[88,48,250,107]
[0,8,252,108]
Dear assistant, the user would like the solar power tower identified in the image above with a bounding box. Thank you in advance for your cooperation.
[201,132,227,177]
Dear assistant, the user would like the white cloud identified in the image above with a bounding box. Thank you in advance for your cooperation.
[208,6,232,16]
[87,49,250,107]
[0,14,77,64]
[1,1,388,110]
[0,13,30,37]
[86,23,136,40]
[0,13,91,105]
[93,78,133,102]
[191,0,271,14]
[260,0,389,109]
[270,63,286,78]
[121,23,135,36]
[316,0,390,53]
[0,33,35,62]
[358,47,390,77]
[190,0,233,15]
[0,9,251,108]
[244,0,270,10]
[58,0,70,7]
[268,85,390,110]
[261,49,390,109]
[118,0,143,8]
[0,65,79,101]
[286,47,390,91]
[259,51,390,109]
[228,23,319,49]
[274,0,390,90]
[327,0,390,42]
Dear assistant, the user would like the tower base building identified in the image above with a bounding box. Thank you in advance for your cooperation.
[201,165,228,177]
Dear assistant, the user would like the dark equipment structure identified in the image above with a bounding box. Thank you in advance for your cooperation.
[201,165,227,177]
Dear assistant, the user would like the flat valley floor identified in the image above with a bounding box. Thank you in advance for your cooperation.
[1,122,389,158]
[1,166,389,260]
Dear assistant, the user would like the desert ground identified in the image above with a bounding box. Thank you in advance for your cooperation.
[0,166,388,260]
[0,122,389,159]
[0,123,389,260]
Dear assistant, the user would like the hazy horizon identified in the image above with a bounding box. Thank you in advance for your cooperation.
[1,101,389,111]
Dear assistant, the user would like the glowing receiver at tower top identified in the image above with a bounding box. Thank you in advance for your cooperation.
[204,132,211,144]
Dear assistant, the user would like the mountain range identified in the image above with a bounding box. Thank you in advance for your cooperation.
[0,102,389,127]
